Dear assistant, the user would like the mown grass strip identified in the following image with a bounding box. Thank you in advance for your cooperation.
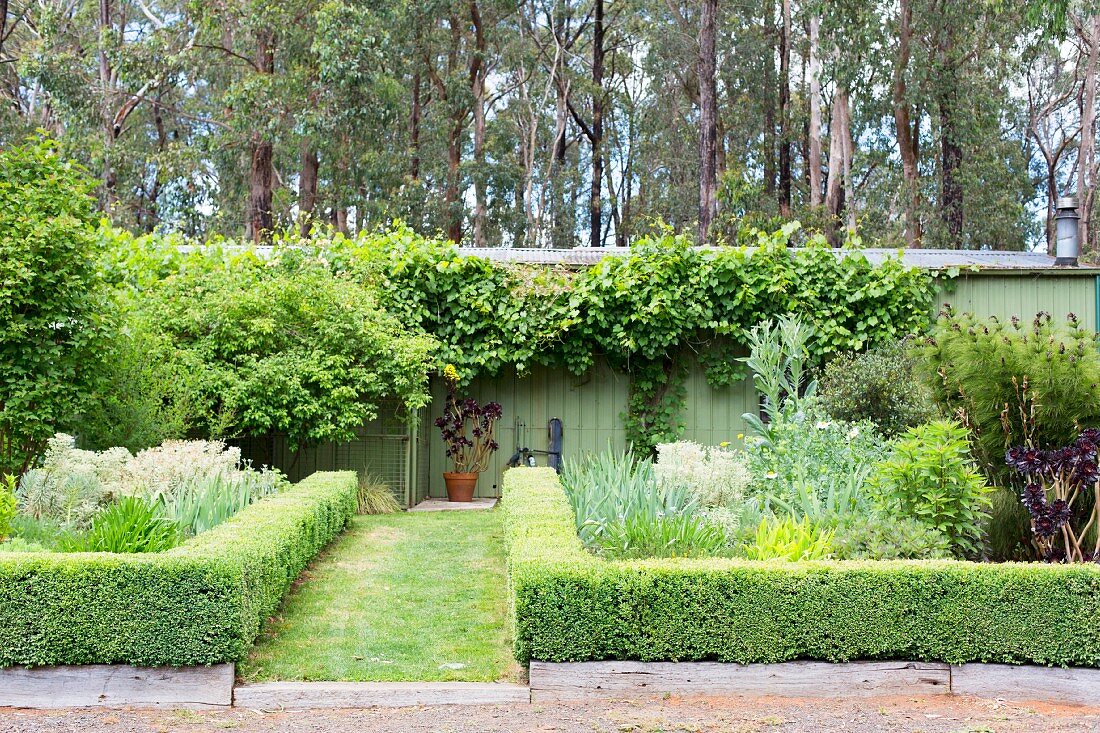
[241,509,518,683]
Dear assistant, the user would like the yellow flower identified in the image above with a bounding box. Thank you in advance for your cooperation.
[736,433,744,440]
[442,364,459,383]
[719,441,731,448]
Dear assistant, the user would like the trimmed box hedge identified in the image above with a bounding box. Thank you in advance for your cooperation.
[0,470,357,667]
[502,468,1100,667]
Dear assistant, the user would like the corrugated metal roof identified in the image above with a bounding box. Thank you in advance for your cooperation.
[457,246,1094,271]
[180,243,1097,272]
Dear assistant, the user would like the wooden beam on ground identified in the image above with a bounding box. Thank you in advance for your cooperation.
[233,681,530,709]
[529,661,951,702]
[0,664,234,708]
[951,663,1100,706]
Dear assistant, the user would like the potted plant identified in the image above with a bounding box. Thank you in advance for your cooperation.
[434,365,503,501]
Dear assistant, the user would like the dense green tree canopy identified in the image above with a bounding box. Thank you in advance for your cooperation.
[0,139,111,475]
[1,0,1099,253]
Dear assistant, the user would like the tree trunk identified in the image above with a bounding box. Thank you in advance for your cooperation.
[893,0,922,248]
[146,97,168,232]
[445,114,463,242]
[778,0,792,216]
[99,0,117,208]
[807,14,823,208]
[470,0,488,247]
[824,87,850,242]
[939,91,963,247]
[1080,14,1099,251]
[698,0,718,244]
[590,0,605,247]
[298,142,319,238]
[410,70,422,180]
[763,0,776,197]
[247,29,276,243]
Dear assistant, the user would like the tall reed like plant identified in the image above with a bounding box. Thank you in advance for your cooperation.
[561,446,724,558]
[160,471,281,536]
[740,315,817,441]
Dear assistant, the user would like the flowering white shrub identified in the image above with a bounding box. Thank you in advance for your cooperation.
[125,439,244,500]
[17,434,286,529]
[654,441,751,508]
[16,434,128,527]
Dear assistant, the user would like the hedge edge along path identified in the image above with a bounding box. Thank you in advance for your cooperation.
[0,470,357,668]
[502,468,1100,668]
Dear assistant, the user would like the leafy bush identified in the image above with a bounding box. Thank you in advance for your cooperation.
[817,341,938,435]
[561,447,723,558]
[131,261,438,450]
[503,468,1100,667]
[654,441,750,508]
[16,435,286,540]
[828,514,952,560]
[73,497,181,553]
[16,434,121,529]
[125,439,285,502]
[0,471,357,667]
[742,410,885,505]
[915,309,1100,485]
[0,475,15,541]
[742,517,834,561]
[870,420,992,556]
[78,324,198,453]
[357,472,401,515]
[0,537,47,553]
[0,139,111,476]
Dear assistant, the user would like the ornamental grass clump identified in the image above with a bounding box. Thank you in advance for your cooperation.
[562,447,725,558]
[1006,428,1100,562]
[434,365,503,473]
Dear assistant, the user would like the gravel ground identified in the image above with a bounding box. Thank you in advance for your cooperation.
[1,695,1098,733]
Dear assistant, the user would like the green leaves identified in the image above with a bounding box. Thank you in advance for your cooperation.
[0,139,109,475]
[869,420,992,557]
[336,226,935,450]
[130,256,437,450]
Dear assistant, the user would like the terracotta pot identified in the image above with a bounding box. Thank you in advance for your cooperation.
[443,471,479,502]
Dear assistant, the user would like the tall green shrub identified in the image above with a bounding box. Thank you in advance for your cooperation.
[818,341,938,435]
[0,139,110,475]
[870,420,992,556]
[915,309,1100,483]
[132,262,438,449]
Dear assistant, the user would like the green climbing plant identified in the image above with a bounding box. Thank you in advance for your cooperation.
[105,222,940,451]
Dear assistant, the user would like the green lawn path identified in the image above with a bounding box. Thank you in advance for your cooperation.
[240,509,519,682]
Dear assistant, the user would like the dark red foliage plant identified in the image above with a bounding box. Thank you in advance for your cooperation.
[1006,428,1100,562]
[434,364,502,473]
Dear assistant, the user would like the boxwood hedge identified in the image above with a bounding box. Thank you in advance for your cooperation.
[503,468,1100,667]
[0,470,356,667]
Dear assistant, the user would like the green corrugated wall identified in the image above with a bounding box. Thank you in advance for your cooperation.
[935,272,1097,329]
[246,271,1100,502]
[421,271,1100,498]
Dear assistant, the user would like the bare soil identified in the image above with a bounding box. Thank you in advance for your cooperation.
[2,694,1098,733]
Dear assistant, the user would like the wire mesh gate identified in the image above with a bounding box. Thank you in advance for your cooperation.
[232,398,419,507]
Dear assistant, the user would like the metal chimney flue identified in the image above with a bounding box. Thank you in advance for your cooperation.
[1055,196,1080,267]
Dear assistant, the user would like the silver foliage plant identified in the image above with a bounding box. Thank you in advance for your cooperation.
[17,434,287,534]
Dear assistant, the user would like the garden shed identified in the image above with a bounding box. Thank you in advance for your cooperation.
[243,247,1100,504]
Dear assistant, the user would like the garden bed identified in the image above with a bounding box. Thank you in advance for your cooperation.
[502,468,1100,668]
[0,470,357,669]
